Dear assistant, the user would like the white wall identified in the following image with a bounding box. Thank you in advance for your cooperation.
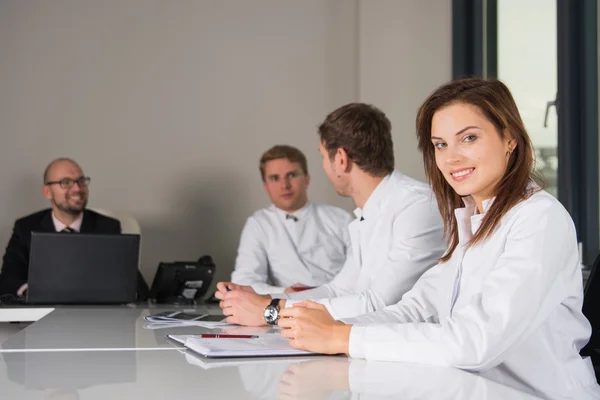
[359,0,452,180]
[0,0,451,288]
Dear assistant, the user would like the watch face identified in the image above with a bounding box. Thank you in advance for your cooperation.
[264,306,278,323]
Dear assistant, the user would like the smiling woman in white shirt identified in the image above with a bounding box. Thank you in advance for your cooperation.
[278,77,600,399]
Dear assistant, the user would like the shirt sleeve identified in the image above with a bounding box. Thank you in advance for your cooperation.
[275,210,359,303]
[281,200,444,319]
[230,217,285,294]
[345,200,582,371]
[340,262,444,326]
[312,199,444,319]
[340,211,354,256]
[278,247,360,304]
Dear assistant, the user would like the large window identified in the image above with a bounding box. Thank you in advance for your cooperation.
[498,0,558,197]
[453,0,599,266]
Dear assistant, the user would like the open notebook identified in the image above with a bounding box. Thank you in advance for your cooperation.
[168,334,317,358]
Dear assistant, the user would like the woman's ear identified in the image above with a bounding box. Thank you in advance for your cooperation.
[504,131,517,154]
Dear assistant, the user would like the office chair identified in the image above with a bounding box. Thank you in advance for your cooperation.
[581,252,600,381]
[89,208,141,234]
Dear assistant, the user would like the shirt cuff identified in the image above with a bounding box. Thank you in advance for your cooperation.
[339,316,360,325]
[348,325,367,359]
[17,283,28,296]
[252,285,286,295]
[283,299,299,308]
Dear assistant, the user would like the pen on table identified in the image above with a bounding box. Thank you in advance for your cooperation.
[199,334,258,339]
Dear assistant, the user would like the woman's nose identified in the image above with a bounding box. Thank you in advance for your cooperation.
[443,146,463,165]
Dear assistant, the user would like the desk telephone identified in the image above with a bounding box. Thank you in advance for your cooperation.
[149,255,216,305]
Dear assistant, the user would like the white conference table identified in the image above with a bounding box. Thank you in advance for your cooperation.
[0,306,545,399]
[0,305,242,352]
[0,349,544,399]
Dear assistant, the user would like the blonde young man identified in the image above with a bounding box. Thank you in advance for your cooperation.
[230,145,353,295]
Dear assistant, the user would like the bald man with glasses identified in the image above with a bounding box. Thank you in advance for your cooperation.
[0,158,146,298]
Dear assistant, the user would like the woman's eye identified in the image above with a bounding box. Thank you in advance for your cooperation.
[464,135,477,142]
[433,142,446,149]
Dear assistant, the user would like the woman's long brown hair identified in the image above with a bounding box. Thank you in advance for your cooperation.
[416,78,540,262]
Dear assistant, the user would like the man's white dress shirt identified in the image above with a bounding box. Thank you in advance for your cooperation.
[231,202,353,294]
[52,212,83,232]
[280,170,446,319]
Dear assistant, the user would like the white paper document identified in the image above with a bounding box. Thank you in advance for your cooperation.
[143,322,232,330]
[169,335,317,358]
[144,311,230,329]
[168,334,200,346]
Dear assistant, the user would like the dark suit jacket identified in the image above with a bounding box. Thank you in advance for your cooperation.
[0,209,148,299]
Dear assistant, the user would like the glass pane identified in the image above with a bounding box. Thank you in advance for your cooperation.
[497,0,557,197]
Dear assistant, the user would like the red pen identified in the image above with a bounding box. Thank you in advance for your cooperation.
[290,286,314,292]
[199,334,258,339]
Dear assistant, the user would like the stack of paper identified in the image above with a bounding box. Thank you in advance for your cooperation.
[145,311,225,323]
[168,334,317,358]
[144,311,230,329]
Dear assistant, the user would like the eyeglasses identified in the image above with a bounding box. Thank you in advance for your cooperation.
[45,177,91,189]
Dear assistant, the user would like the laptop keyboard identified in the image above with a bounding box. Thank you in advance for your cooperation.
[0,294,27,305]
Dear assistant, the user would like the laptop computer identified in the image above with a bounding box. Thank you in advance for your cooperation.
[27,232,140,305]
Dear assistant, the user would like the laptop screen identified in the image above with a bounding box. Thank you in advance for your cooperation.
[27,232,140,304]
